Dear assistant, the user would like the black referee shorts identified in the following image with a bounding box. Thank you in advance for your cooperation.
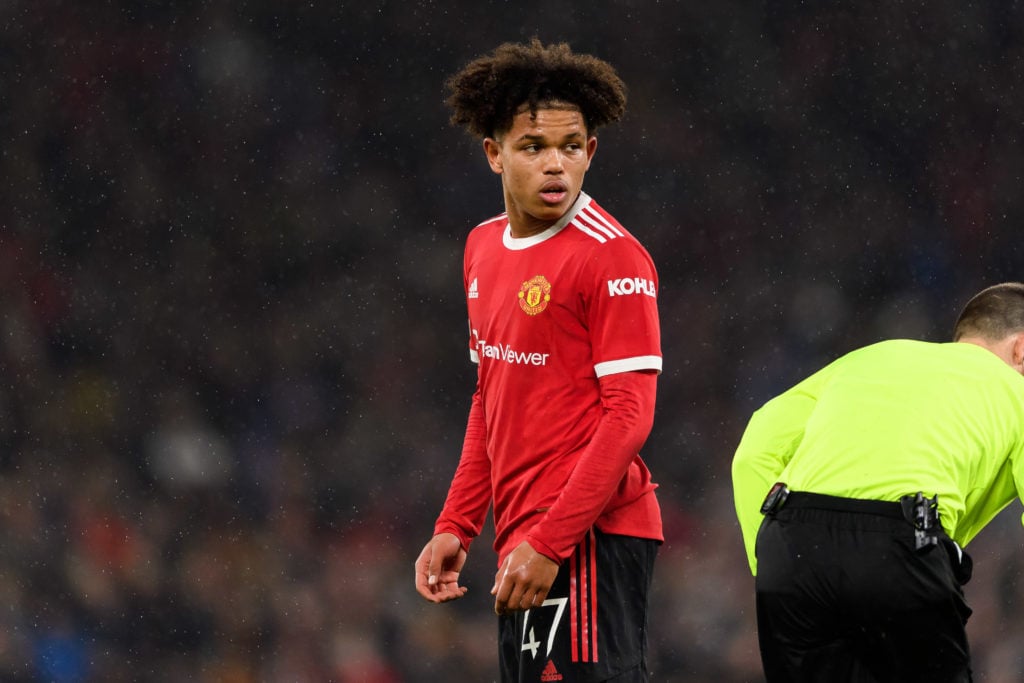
[755,492,973,683]
[498,530,658,683]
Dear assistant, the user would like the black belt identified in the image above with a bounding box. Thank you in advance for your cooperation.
[782,491,905,519]
[763,486,942,550]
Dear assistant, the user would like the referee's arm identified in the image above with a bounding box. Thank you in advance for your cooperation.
[732,379,822,575]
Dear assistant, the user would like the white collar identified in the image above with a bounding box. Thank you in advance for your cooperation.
[501,192,591,250]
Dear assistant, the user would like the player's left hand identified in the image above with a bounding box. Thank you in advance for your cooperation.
[491,541,559,615]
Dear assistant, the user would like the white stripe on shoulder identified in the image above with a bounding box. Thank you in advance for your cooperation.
[594,355,663,377]
[570,216,608,243]
[580,205,626,238]
[575,212,618,241]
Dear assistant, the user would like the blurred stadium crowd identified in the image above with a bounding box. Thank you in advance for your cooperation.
[4,1,1024,681]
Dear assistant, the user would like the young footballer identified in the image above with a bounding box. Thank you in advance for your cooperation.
[414,39,664,682]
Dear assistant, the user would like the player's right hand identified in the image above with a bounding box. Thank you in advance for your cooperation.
[415,532,469,603]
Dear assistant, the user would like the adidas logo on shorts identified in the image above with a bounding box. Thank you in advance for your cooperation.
[540,659,563,681]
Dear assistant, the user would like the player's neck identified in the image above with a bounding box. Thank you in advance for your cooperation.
[508,217,557,239]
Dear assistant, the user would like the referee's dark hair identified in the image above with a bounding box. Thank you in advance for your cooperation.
[444,38,627,139]
[953,282,1024,341]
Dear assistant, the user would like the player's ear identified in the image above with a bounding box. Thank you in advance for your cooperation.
[585,135,597,170]
[483,138,503,174]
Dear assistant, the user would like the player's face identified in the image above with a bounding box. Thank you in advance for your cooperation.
[483,107,597,238]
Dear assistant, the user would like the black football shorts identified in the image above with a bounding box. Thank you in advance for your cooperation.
[498,529,658,683]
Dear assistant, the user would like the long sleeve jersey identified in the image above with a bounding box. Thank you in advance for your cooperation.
[434,192,664,565]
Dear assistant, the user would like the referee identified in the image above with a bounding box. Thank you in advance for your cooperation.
[732,282,1024,683]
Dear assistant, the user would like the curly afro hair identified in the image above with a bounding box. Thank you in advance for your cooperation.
[444,38,627,139]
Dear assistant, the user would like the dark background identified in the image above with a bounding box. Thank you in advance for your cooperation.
[4,1,1024,681]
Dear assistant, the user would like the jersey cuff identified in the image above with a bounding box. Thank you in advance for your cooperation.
[524,533,563,565]
[433,523,473,553]
[594,355,662,377]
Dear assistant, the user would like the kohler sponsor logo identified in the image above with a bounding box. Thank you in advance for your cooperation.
[607,277,656,297]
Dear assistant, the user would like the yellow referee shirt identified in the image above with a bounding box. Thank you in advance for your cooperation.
[732,339,1024,575]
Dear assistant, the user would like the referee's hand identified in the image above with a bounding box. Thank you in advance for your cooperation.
[492,541,559,615]
[415,533,469,603]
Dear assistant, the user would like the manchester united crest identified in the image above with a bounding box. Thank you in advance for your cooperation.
[518,275,552,315]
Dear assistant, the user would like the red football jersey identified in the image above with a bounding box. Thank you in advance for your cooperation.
[436,192,664,563]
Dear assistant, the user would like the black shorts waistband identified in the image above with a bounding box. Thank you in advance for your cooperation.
[783,491,905,519]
